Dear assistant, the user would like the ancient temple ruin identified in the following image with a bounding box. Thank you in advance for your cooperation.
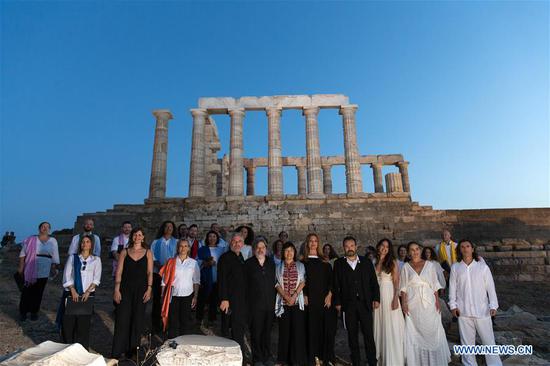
[148,94,410,200]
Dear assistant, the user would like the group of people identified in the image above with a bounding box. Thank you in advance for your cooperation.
[16,219,502,366]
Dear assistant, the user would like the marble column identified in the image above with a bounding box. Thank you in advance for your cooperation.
[266,107,283,196]
[385,173,404,193]
[397,161,411,193]
[322,165,332,194]
[148,109,173,199]
[246,165,255,196]
[189,109,207,197]
[228,108,245,196]
[340,105,363,194]
[296,165,307,195]
[303,106,323,196]
[371,162,384,193]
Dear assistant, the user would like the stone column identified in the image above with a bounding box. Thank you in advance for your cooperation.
[340,105,363,194]
[148,109,173,199]
[397,161,411,193]
[228,108,245,196]
[371,162,384,193]
[246,165,255,196]
[188,109,207,197]
[303,106,323,196]
[296,165,307,195]
[385,172,404,193]
[322,165,332,194]
[266,107,283,196]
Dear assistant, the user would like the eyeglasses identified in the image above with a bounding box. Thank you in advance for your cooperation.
[81,260,87,271]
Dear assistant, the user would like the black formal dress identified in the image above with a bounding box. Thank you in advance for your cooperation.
[245,256,276,364]
[303,256,333,365]
[112,249,149,358]
[333,256,380,366]
[218,250,247,355]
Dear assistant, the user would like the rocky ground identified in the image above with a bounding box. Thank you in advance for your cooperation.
[1,243,549,365]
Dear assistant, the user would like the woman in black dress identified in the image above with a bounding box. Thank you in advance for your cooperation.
[303,233,334,366]
[112,227,153,360]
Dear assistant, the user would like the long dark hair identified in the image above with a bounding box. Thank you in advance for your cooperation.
[78,234,95,255]
[272,239,284,257]
[322,244,338,260]
[204,230,220,246]
[128,227,148,249]
[376,238,395,273]
[421,246,437,261]
[456,239,479,262]
[235,225,255,246]
[155,221,176,240]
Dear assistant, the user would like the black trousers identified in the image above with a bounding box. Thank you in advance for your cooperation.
[343,300,377,366]
[168,295,193,339]
[221,303,247,356]
[323,306,338,363]
[19,277,48,315]
[196,283,218,322]
[278,305,306,366]
[306,305,325,365]
[62,313,92,349]
[111,285,147,358]
[249,308,273,363]
[151,273,162,333]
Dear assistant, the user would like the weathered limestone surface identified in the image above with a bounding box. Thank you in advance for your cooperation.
[148,110,173,199]
[198,94,350,112]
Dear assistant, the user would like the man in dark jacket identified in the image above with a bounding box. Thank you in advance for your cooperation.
[218,233,247,358]
[333,236,380,366]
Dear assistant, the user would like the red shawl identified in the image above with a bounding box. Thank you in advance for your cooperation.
[159,258,177,331]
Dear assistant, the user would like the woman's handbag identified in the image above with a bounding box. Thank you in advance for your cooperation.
[64,295,94,316]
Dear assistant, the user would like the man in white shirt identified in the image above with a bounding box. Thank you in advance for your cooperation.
[449,239,501,366]
[68,219,101,257]
[110,221,132,279]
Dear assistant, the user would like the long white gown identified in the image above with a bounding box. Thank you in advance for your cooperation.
[400,261,451,366]
[374,270,405,366]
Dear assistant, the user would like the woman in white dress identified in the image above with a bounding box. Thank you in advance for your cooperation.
[373,238,405,366]
[400,241,451,366]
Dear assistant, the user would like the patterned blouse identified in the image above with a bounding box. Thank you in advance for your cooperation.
[283,261,298,294]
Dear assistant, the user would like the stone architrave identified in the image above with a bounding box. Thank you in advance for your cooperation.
[266,107,283,196]
[148,109,173,199]
[397,161,411,193]
[228,108,245,196]
[371,162,384,193]
[189,109,208,197]
[296,165,307,195]
[246,165,255,196]
[385,172,404,193]
[303,106,323,196]
[340,105,363,193]
[322,165,333,194]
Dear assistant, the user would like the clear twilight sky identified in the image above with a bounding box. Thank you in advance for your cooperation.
[1,1,548,239]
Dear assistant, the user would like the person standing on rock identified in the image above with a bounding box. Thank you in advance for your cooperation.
[151,221,178,335]
[18,221,60,321]
[67,218,101,257]
[449,240,501,366]
[110,221,132,279]
[218,233,248,359]
[245,237,276,366]
[333,236,380,366]
[400,241,450,365]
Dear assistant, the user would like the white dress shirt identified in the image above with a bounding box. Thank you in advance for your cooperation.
[19,237,60,278]
[448,259,498,318]
[111,234,129,253]
[68,233,101,257]
[63,254,102,292]
[169,257,200,297]
[346,256,360,270]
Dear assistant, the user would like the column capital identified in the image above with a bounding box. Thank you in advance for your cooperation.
[190,108,208,118]
[321,164,332,171]
[265,107,282,117]
[371,161,383,168]
[396,161,410,168]
[302,106,320,117]
[228,108,246,117]
[153,109,174,121]
[339,104,359,115]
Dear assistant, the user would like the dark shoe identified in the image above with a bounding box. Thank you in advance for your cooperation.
[19,313,27,321]
[30,313,38,321]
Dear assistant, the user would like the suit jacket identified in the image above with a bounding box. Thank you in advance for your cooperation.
[333,256,380,311]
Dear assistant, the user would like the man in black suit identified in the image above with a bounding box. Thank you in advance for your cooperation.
[333,236,380,366]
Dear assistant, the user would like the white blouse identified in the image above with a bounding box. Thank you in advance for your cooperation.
[63,254,102,292]
[448,260,498,318]
[166,257,200,297]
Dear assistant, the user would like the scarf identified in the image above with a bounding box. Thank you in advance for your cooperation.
[159,257,177,331]
[23,236,38,286]
[73,254,84,295]
[188,238,199,259]
[438,241,457,265]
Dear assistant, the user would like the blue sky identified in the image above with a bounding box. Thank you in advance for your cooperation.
[1,1,548,238]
